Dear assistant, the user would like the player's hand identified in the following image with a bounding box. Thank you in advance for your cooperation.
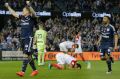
[26,1,30,6]
[5,3,9,8]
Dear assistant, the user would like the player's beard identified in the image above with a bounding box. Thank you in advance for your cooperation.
[102,21,108,26]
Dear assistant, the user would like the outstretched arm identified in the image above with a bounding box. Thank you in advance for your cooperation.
[26,1,37,17]
[5,3,19,18]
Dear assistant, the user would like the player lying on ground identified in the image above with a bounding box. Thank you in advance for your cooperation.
[49,53,81,69]
[5,1,38,77]
[33,23,47,66]
[97,16,118,74]
[59,35,91,69]
[74,31,91,69]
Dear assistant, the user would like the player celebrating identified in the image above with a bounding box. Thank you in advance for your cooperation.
[97,16,118,74]
[33,23,47,66]
[5,1,38,77]
[74,32,91,69]
[49,53,81,70]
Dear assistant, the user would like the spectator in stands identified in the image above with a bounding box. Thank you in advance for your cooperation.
[1,39,8,51]
[0,0,120,52]
[43,0,51,11]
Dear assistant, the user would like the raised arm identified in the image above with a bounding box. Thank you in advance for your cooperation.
[26,1,37,17]
[5,3,19,18]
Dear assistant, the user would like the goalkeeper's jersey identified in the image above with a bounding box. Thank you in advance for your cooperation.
[35,29,47,46]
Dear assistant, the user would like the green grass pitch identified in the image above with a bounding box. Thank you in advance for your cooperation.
[0,61,120,79]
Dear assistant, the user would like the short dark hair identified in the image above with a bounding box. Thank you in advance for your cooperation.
[75,44,79,48]
[104,16,110,20]
[37,22,44,29]
[76,63,81,69]
[37,22,44,26]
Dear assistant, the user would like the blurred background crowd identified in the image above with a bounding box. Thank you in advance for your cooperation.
[54,0,120,12]
[0,0,51,11]
[0,0,119,12]
[0,0,120,51]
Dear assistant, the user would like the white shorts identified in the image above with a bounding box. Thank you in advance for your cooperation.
[59,44,68,52]
[75,46,82,53]
[56,53,65,65]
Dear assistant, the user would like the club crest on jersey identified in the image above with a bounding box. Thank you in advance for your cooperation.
[107,28,110,31]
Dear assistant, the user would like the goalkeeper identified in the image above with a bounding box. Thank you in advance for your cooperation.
[33,23,47,66]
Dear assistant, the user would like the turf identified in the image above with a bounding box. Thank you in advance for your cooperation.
[0,61,120,79]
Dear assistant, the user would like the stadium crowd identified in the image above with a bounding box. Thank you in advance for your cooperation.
[0,13,120,51]
[0,0,120,51]
[0,0,51,11]
[0,0,119,12]
[58,0,120,12]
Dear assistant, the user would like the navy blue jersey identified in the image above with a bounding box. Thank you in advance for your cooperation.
[100,24,116,48]
[19,15,35,38]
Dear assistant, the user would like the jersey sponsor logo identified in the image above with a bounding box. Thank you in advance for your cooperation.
[102,35,109,38]
[21,22,29,25]
[21,18,30,22]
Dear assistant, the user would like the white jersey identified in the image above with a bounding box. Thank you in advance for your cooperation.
[56,53,76,65]
[59,41,74,52]
[75,35,81,45]
[64,54,76,64]
[75,35,82,53]
[66,41,74,49]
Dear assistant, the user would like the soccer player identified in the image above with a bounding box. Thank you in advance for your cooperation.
[5,1,38,77]
[59,36,74,53]
[33,23,47,66]
[49,53,81,70]
[74,32,91,69]
[97,16,118,74]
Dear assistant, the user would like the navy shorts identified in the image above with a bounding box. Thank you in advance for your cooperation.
[21,37,33,55]
[100,46,113,58]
